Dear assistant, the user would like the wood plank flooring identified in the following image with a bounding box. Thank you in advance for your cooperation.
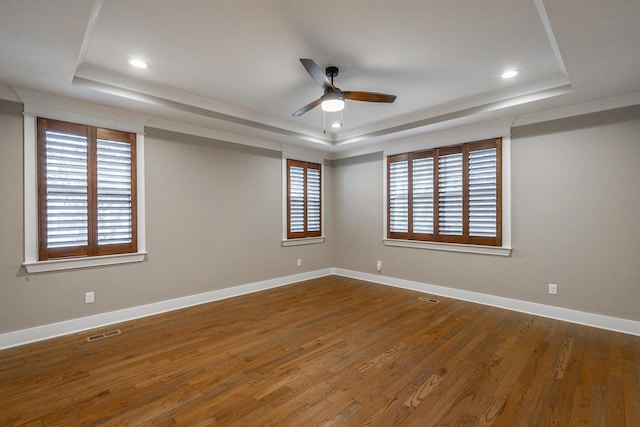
[1,275,639,426]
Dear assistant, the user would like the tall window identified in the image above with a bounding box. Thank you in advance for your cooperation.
[387,138,501,246]
[287,159,321,239]
[37,118,137,260]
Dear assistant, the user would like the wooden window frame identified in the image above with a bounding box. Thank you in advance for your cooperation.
[37,118,137,260]
[387,138,502,246]
[287,159,322,239]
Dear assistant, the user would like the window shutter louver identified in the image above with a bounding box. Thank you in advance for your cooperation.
[44,130,89,249]
[387,138,501,246]
[412,156,434,235]
[38,118,137,260]
[97,138,133,245]
[306,167,321,232]
[289,165,305,234]
[438,152,463,236]
[469,148,497,237]
[287,160,321,238]
[388,159,409,234]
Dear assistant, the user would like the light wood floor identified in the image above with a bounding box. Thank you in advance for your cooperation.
[1,276,639,426]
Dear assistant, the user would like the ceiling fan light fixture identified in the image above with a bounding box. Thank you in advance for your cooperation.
[321,92,345,112]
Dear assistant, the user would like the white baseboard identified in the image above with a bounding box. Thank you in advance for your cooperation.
[333,268,640,337]
[2,267,638,350]
[0,268,333,350]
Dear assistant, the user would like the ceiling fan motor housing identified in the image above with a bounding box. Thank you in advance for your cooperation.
[326,66,339,79]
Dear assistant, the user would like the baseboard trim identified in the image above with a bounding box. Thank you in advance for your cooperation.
[0,268,333,350]
[2,267,638,349]
[333,268,640,337]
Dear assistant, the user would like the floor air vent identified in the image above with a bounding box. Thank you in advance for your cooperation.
[418,297,440,303]
[86,329,122,342]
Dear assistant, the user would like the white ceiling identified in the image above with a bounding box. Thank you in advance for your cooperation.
[1,0,639,153]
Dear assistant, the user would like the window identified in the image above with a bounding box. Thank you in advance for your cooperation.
[387,138,501,246]
[287,159,321,239]
[37,118,137,260]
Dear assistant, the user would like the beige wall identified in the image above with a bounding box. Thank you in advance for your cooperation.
[0,101,332,333]
[331,106,640,321]
[1,97,639,335]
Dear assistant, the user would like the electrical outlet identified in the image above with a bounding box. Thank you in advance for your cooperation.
[548,284,558,295]
[376,260,382,271]
[297,259,302,267]
[85,291,95,304]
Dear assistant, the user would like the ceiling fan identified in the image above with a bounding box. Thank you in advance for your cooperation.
[292,58,396,116]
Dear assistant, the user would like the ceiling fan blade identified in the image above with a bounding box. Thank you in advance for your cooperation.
[344,91,396,103]
[300,58,334,90]
[292,98,322,116]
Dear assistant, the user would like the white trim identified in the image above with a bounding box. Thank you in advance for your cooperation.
[513,90,640,128]
[136,134,147,253]
[23,115,38,264]
[333,268,640,337]
[533,0,568,77]
[22,101,144,134]
[23,252,147,274]
[0,268,333,350]
[281,145,326,165]
[382,239,511,256]
[281,236,325,247]
[382,117,513,156]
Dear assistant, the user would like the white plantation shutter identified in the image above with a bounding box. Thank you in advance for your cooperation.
[438,152,463,235]
[412,156,434,234]
[97,138,133,245]
[44,130,89,248]
[469,148,497,237]
[388,159,409,233]
[307,167,321,232]
[287,160,321,238]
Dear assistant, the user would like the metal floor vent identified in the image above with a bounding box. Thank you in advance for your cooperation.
[86,329,122,342]
[418,296,440,303]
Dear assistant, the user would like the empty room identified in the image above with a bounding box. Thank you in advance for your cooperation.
[1,0,639,425]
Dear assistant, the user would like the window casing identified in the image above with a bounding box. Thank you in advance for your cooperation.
[287,159,322,239]
[37,118,137,260]
[387,138,502,246]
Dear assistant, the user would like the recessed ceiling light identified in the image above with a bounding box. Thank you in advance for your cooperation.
[331,122,342,128]
[501,69,519,79]
[128,58,149,69]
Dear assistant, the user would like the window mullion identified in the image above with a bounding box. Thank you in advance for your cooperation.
[303,163,308,235]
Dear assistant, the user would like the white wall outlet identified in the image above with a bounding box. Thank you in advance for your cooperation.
[376,260,382,271]
[85,291,95,304]
[548,284,558,295]
[297,259,302,267]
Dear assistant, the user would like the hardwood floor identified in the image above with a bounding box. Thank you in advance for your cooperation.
[1,275,639,426]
